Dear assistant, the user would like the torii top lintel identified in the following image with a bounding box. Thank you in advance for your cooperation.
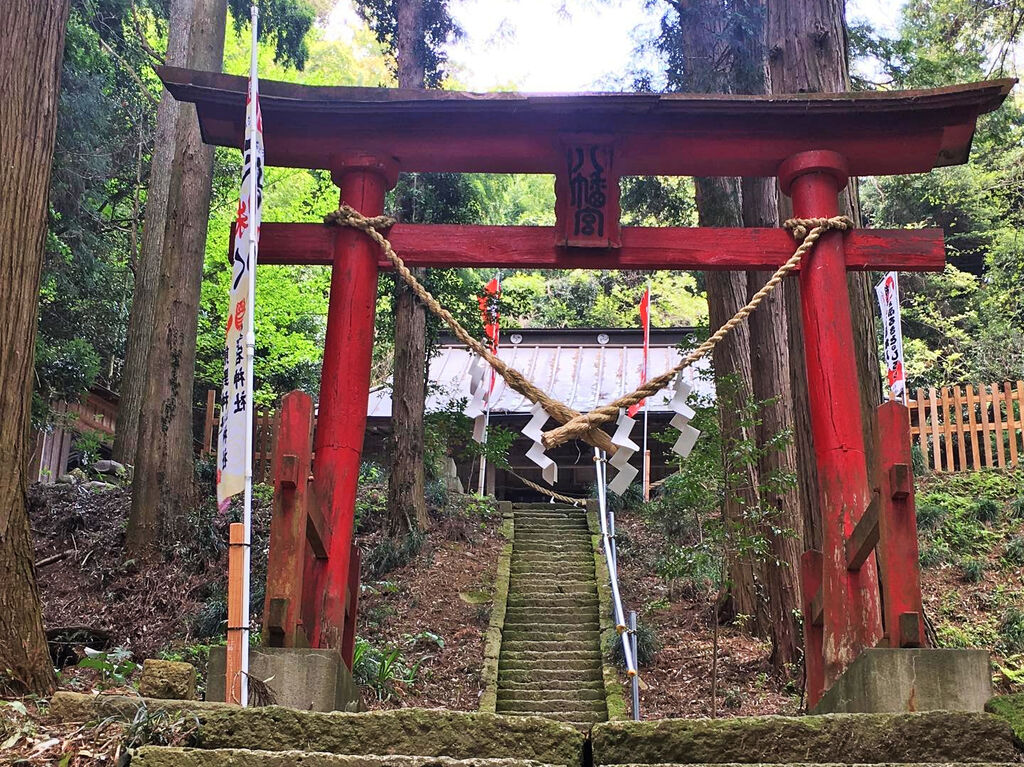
[159,66,1013,178]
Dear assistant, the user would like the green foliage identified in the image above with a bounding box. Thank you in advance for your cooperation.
[226,0,315,69]
[607,619,658,668]
[961,558,986,583]
[1001,607,1024,654]
[78,646,137,688]
[364,531,424,579]
[350,0,460,87]
[351,636,421,701]
[974,498,1001,524]
[1009,497,1024,520]
[1004,537,1024,567]
[916,501,946,530]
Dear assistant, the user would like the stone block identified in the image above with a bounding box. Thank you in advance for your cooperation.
[814,648,991,714]
[139,659,197,700]
[133,749,562,767]
[591,711,1018,764]
[207,646,361,712]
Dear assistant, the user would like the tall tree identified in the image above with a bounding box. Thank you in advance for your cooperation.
[353,0,459,535]
[0,0,70,695]
[767,0,881,551]
[114,0,194,467]
[126,0,227,556]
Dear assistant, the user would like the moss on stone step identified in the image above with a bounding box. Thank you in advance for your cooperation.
[986,694,1024,743]
[49,693,585,766]
[591,712,1019,764]
[133,749,560,767]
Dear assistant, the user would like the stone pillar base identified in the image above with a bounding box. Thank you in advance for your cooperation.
[207,646,362,712]
[814,648,991,714]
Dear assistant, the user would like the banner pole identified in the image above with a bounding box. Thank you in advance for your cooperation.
[642,282,650,501]
[239,2,260,708]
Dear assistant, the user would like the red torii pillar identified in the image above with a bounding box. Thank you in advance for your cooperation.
[780,150,884,690]
[304,154,396,649]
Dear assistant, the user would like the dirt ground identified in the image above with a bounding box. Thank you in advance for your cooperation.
[613,510,801,719]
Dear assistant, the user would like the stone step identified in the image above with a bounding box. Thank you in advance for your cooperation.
[496,699,607,715]
[507,594,598,608]
[499,658,602,673]
[498,667,603,683]
[510,558,594,568]
[502,710,606,724]
[500,679,605,693]
[503,611,599,625]
[514,521,589,528]
[500,647,601,660]
[496,688,606,703]
[502,628,601,639]
[133,749,567,767]
[502,640,598,653]
[508,586,598,598]
[515,541,594,551]
[589,713,1020,764]
[508,577,596,588]
[514,535,591,543]
[48,693,586,765]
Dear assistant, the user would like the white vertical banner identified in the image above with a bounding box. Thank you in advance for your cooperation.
[875,271,907,403]
[216,12,264,510]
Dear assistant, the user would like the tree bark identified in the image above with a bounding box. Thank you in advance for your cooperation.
[126,0,226,557]
[735,0,803,671]
[767,0,880,552]
[114,0,194,468]
[386,0,430,535]
[0,0,70,695]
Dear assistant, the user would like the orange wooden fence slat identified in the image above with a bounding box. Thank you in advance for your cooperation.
[953,385,967,471]
[928,387,943,472]
[1017,382,1024,467]
[992,383,1006,468]
[966,384,981,470]
[915,388,929,470]
[979,384,994,468]
[943,386,956,472]
[1005,382,1019,468]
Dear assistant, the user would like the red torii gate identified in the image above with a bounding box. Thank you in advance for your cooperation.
[161,67,1012,704]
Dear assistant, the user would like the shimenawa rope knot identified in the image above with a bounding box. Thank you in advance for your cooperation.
[325,204,852,456]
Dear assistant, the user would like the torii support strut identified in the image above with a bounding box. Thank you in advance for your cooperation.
[161,68,1013,693]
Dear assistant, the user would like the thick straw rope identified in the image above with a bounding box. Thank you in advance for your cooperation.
[509,470,588,507]
[325,206,852,454]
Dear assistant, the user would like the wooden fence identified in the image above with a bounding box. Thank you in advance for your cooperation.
[31,393,119,484]
[908,382,1024,472]
[200,390,280,484]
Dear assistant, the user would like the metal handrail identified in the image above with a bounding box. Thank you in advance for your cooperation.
[594,449,637,685]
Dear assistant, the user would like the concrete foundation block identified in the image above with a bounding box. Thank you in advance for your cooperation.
[814,648,992,714]
[207,646,361,712]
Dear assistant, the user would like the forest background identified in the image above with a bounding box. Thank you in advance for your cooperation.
[38,0,1023,433]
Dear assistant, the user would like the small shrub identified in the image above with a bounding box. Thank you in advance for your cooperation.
[606,618,658,668]
[1009,496,1024,520]
[919,542,950,568]
[78,646,137,688]
[364,531,424,579]
[1005,537,1024,566]
[1000,607,1024,654]
[916,502,946,530]
[961,558,986,583]
[973,498,1000,524]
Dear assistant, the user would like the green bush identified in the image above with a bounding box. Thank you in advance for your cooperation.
[916,502,947,530]
[911,444,927,476]
[1005,537,1024,566]
[1000,607,1024,654]
[1009,496,1024,520]
[364,531,424,579]
[973,498,1001,524]
[606,618,658,668]
[961,558,986,583]
[920,541,951,568]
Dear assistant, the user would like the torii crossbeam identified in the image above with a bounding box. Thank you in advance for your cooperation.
[160,66,1013,705]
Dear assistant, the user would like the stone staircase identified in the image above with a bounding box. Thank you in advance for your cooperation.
[48,691,1024,767]
[496,503,608,727]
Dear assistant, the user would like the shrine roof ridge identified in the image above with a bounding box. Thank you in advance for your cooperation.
[159,67,1015,177]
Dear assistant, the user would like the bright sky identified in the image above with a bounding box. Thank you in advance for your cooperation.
[328,0,907,92]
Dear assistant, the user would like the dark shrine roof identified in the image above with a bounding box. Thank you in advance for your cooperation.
[159,67,1014,178]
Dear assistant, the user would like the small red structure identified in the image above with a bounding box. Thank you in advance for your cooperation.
[161,67,1012,699]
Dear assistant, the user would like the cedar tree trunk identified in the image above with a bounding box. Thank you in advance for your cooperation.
[767,0,881,551]
[114,0,194,467]
[0,0,70,695]
[386,0,430,535]
[126,0,226,556]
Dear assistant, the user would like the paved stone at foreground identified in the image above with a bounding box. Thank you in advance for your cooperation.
[591,713,1019,765]
[133,748,559,767]
[49,693,585,766]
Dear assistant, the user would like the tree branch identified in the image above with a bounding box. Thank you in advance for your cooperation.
[97,36,160,108]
